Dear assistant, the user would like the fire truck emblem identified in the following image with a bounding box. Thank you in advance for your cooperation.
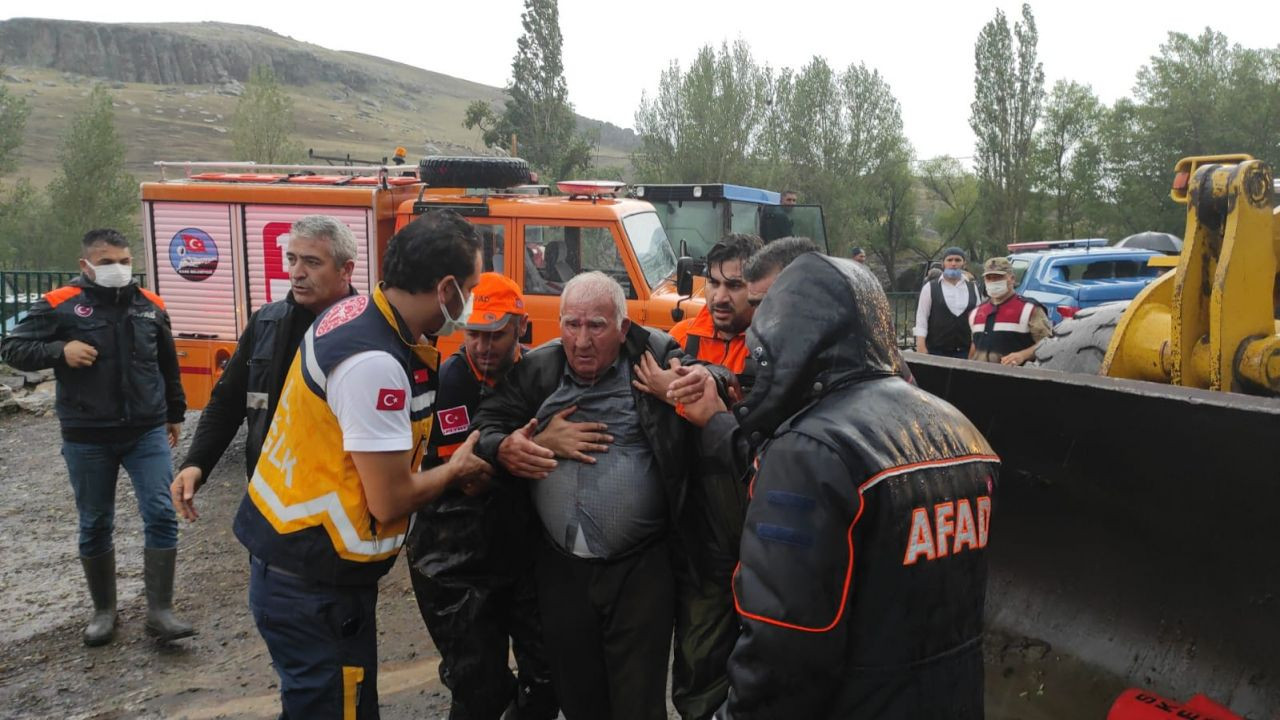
[168,228,219,282]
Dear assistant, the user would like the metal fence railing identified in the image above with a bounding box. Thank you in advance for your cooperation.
[886,291,919,349]
[1,270,147,340]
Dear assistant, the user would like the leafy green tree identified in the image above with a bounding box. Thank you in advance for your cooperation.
[633,41,768,183]
[464,0,592,181]
[1032,80,1105,239]
[44,85,138,268]
[0,76,29,175]
[919,155,986,261]
[970,3,1045,247]
[0,75,38,268]
[232,65,304,165]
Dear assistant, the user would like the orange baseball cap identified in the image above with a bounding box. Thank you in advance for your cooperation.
[466,272,526,331]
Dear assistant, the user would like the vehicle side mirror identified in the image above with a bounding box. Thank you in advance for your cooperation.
[675,257,705,297]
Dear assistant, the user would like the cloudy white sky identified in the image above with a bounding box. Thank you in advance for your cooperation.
[5,1,1275,160]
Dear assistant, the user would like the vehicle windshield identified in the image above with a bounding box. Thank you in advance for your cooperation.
[761,205,829,253]
[1011,258,1031,286]
[652,201,723,259]
[1050,257,1163,282]
[621,212,678,289]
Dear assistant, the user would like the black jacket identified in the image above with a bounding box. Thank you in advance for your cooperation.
[721,254,998,720]
[474,324,723,533]
[0,277,185,431]
[407,346,537,581]
[180,292,329,481]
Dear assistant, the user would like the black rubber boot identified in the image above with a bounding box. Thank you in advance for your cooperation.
[79,549,117,647]
[143,547,196,641]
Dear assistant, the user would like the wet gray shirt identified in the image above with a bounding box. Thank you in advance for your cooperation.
[531,356,665,559]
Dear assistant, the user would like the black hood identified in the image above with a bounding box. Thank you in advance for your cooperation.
[735,253,901,442]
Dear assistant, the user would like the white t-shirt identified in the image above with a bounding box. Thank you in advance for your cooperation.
[326,350,414,453]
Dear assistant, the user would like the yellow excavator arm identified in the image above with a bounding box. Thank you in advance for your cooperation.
[1102,154,1280,393]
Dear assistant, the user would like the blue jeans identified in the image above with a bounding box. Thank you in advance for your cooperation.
[61,425,178,556]
[249,557,380,719]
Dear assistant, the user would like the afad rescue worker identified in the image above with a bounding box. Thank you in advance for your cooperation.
[969,256,1051,366]
[405,272,558,720]
[661,233,762,720]
[711,254,1000,719]
[913,246,979,359]
[173,215,358,520]
[1,228,191,646]
[232,210,493,719]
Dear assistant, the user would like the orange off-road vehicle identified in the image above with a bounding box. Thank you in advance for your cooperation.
[140,157,699,409]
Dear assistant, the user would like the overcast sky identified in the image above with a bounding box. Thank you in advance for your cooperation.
[5,1,1276,160]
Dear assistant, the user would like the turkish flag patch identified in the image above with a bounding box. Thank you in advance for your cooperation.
[375,388,407,411]
[413,368,430,384]
[437,405,471,435]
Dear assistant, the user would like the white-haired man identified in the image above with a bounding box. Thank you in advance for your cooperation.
[474,272,728,720]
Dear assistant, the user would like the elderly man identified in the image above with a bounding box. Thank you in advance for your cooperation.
[173,215,358,521]
[474,272,720,720]
[969,257,1051,366]
[716,254,999,719]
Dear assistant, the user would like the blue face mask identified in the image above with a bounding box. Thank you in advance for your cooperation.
[943,268,963,280]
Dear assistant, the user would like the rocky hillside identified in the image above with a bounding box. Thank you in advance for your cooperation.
[0,18,639,185]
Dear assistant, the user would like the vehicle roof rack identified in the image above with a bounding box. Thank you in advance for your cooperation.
[153,161,420,189]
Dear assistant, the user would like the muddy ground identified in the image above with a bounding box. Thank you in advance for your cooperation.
[0,410,1112,719]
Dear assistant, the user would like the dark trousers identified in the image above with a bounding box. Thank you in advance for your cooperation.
[535,537,674,720]
[929,347,970,359]
[248,556,379,719]
[672,473,748,720]
[409,568,557,720]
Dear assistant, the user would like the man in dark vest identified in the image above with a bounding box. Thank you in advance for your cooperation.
[913,247,978,359]
[172,215,358,521]
[969,257,1051,366]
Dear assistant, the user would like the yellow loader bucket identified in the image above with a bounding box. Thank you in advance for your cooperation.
[908,354,1280,718]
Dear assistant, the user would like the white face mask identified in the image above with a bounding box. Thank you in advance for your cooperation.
[435,278,474,336]
[985,280,1009,298]
[90,262,133,289]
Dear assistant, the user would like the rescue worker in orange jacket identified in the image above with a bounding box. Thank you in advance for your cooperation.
[661,233,762,720]
[405,273,558,720]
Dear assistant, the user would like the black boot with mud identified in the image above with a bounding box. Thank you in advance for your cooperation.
[79,549,117,647]
[143,547,196,642]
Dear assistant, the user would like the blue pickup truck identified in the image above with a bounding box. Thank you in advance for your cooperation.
[1008,240,1165,325]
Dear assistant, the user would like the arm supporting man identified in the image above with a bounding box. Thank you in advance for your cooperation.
[330,351,491,525]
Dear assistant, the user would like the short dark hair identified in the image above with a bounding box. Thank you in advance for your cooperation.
[707,233,763,276]
[780,189,798,197]
[82,229,128,251]
[743,236,819,283]
[382,210,481,293]
[850,246,865,256]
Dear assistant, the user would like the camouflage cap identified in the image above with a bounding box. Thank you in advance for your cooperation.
[982,257,1014,276]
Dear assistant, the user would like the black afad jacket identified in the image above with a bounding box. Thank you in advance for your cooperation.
[721,254,999,720]
[0,277,186,429]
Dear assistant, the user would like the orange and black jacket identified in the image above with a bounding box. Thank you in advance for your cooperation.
[721,255,998,719]
[670,306,752,390]
[1,277,186,435]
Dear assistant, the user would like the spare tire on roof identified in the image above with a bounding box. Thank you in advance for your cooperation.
[418,156,532,189]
